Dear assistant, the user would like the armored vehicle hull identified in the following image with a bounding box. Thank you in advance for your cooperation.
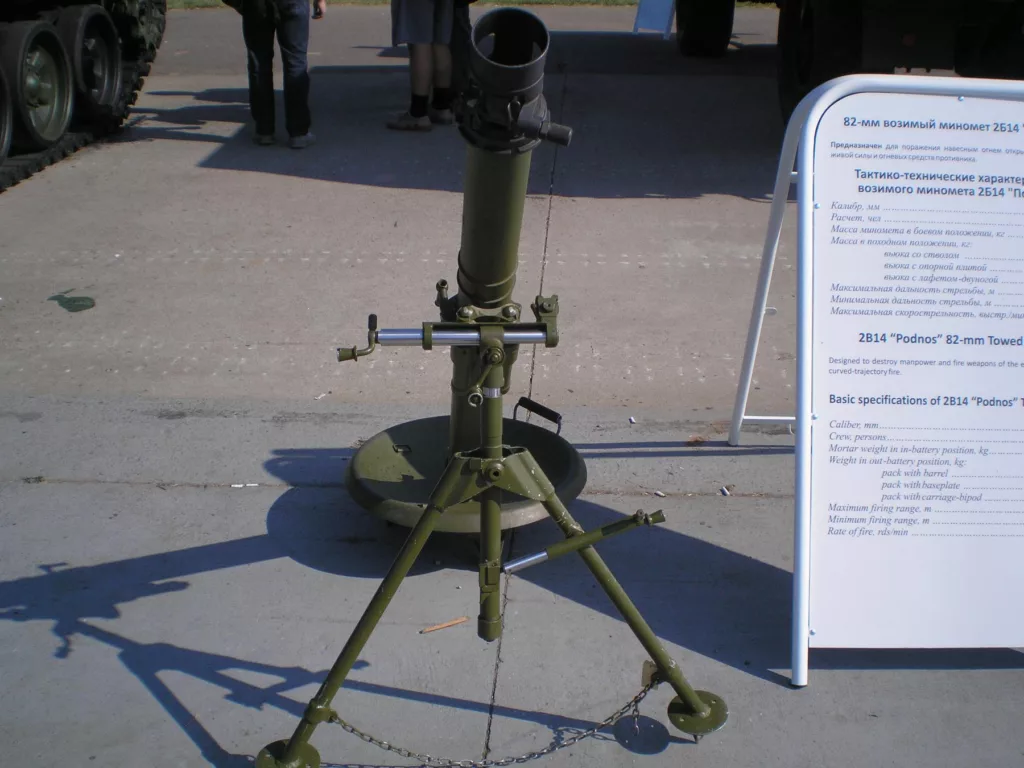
[0,0,165,190]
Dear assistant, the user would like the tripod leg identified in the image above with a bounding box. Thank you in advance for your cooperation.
[257,456,479,768]
[477,358,505,642]
[545,495,711,717]
[510,453,714,723]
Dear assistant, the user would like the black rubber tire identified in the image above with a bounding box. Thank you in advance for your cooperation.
[676,0,736,58]
[0,21,75,152]
[777,0,863,122]
[0,59,12,164]
[57,5,123,122]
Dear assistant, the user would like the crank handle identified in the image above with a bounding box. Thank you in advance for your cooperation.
[337,314,378,362]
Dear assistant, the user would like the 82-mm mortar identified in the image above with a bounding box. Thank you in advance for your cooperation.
[256,10,726,767]
[343,7,586,536]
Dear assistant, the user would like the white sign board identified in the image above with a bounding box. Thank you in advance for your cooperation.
[808,91,1024,649]
[633,0,674,39]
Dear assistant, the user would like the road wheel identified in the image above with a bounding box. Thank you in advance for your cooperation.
[676,0,735,58]
[777,0,863,121]
[0,59,12,163]
[57,5,123,122]
[0,21,74,151]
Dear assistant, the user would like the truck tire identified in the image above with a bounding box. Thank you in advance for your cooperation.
[0,63,11,163]
[777,0,863,121]
[676,0,735,58]
[0,21,75,151]
[57,5,123,122]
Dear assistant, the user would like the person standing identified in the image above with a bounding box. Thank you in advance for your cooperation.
[449,0,473,115]
[235,0,325,148]
[388,0,455,131]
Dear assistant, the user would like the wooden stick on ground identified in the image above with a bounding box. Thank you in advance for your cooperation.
[419,616,470,634]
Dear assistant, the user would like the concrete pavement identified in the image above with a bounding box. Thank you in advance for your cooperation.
[0,5,1022,768]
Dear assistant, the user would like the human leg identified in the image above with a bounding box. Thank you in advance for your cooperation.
[242,5,277,137]
[409,43,433,104]
[388,0,435,130]
[429,44,454,124]
[428,0,454,123]
[276,0,312,140]
[387,42,432,129]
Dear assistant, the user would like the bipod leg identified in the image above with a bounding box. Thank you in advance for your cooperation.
[256,454,486,768]
[497,449,728,738]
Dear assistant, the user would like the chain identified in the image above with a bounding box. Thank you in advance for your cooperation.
[322,681,656,768]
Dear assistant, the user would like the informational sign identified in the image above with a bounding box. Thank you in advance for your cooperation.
[633,0,674,39]
[809,91,1024,648]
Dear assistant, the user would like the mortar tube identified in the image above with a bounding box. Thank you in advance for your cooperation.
[448,146,533,457]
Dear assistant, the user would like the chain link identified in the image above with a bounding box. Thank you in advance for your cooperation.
[322,682,656,768]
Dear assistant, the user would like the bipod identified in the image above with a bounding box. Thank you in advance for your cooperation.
[256,329,727,768]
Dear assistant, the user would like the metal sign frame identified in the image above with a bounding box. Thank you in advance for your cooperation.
[726,74,1024,686]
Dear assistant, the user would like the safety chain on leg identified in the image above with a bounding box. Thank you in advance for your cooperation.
[317,681,657,768]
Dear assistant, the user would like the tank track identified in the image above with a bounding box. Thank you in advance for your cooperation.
[0,12,161,193]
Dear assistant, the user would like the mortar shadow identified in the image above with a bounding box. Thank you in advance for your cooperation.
[3,444,1021,765]
[0,472,681,767]
[126,31,782,199]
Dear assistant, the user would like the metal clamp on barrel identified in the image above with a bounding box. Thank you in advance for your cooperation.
[338,317,554,360]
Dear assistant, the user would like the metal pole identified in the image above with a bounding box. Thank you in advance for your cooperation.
[791,106,818,690]
[727,128,802,446]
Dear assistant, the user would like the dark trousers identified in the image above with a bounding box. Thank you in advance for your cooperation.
[451,1,472,99]
[242,0,311,137]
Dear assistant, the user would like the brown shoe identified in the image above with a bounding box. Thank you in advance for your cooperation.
[387,111,432,131]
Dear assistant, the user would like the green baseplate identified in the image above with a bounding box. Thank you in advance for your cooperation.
[346,416,588,533]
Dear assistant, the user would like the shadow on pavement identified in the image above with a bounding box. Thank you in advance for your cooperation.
[124,32,782,199]
[261,447,1024,687]
[5,444,1020,763]
[0,485,677,765]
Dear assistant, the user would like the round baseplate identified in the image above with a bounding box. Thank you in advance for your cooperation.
[346,416,587,533]
[255,740,320,768]
[666,691,729,736]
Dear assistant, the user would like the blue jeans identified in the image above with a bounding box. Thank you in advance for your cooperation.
[243,0,311,137]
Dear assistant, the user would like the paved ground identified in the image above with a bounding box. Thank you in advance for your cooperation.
[1,5,1022,768]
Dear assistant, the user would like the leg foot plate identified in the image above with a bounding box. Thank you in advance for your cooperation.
[255,740,321,768]
[666,690,728,736]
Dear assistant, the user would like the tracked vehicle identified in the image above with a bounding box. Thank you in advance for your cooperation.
[0,0,166,190]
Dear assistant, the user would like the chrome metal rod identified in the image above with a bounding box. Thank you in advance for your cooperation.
[502,551,549,574]
[375,329,424,345]
[376,329,547,346]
